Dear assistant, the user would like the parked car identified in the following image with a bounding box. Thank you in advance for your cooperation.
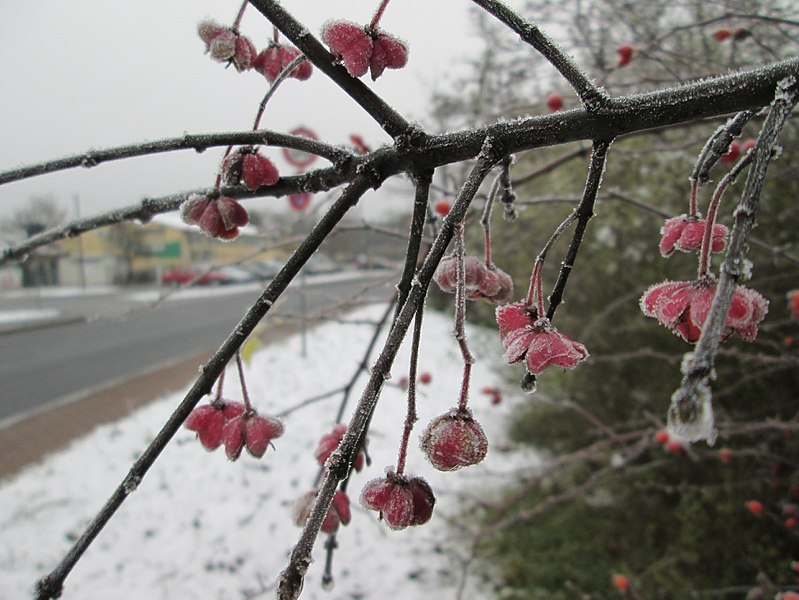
[161,265,229,286]
[241,260,283,281]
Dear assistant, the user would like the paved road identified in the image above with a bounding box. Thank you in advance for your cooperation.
[0,272,395,423]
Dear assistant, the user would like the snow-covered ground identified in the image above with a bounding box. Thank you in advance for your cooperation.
[0,303,540,600]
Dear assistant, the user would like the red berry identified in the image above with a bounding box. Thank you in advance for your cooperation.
[721,140,741,164]
[197,20,256,72]
[360,471,435,530]
[421,408,489,471]
[654,429,670,445]
[742,138,757,152]
[617,44,634,67]
[293,489,351,535]
[733,27,750,40]
[665,440,685,455]
[745,499,765,517]
[786,517,798,529]
[369,31,409,81]
[784,503,799,517]
[491,393,502,405]
[222,411,284,461]
[719,447,732,463]
[612,573,630,592]
[222,146,280,191]
[434,199,452,217]
[788,290,799,321]
[320,20,408,80]
[180,194,250,241]
[547,91,564,112]
[350,134,370,154]
[185,400,244,450]
[712,28,731,41]
[314,423,366,472]
[253,44,312,83]
[419,372,432,384]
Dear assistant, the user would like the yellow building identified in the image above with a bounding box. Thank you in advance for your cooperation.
[54,215,278,286]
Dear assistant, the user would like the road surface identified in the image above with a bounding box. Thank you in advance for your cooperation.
[0,271,395,423]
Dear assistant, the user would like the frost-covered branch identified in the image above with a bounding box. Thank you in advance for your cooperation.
[668,76,799,445]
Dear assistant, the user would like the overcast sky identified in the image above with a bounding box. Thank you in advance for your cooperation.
[0,1,485,224]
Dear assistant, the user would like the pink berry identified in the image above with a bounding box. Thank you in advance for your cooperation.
[222,411,284,461]
[197,19,256,72]
[321,20,373,78]
[293,489,351,535]
[547,92,564,112]
[659,214,728,257]
[360,471,435,530]
[222,146,280,191]
[184,401,244,450]
[369,31,409,80]
[419,372,432,384]
[350,134,370,154]
[654,429,670,445]
[253,44,313,83]
[421,407,489,471]
[721,140,741,164]
[719,447,732,463]
[314,423,366,472]
[180,194,249,241]
[617,44,634,67]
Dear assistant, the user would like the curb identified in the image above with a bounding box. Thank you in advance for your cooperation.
[0,315,86,336]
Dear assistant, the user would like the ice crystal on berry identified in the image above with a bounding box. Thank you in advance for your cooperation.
[420,407,488,471]
[659,214,728,257]
[360,471,435,530]
[180,194,249,241]
[496,302,589,376]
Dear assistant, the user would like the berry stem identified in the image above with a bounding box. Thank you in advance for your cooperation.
[688,179,699,217]
[252,54,308,131]
[213,368,226,404]
[369,0,392,31]
[396,304,424,476]
[480,175,500,267]
[452,221,475,413]
[697,151,754,278]
[232,0,249,32]
[235,350,253,412]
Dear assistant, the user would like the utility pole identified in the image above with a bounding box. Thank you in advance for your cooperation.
[73,194,86,289]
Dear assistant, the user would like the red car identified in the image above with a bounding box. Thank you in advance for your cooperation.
[161,265,228,286]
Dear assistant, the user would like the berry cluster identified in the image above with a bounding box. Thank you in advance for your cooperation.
[497,302,589,376]
[434,254,513,305]
[641,278,768,343]
[360,471,435,530]
[321,20,408,80]
[185,400,284,461]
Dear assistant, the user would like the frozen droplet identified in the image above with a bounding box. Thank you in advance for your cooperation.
[667,382,717,445]
[520,372,537,394]
[321,574,334,591]
[123,475,142,494]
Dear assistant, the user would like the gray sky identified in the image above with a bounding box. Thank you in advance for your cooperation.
[0,1,480,224]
